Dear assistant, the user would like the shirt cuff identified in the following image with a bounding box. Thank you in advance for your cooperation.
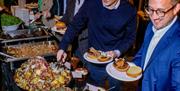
[114,50,121,57]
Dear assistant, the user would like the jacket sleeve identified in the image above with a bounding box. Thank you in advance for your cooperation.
[171,52,180,90]
[132,22,152,67]
[60,0,89,51]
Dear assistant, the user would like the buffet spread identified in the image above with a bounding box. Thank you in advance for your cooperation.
[14,56,71,91]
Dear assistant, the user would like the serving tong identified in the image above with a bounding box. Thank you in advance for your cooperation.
[55,56,66,69]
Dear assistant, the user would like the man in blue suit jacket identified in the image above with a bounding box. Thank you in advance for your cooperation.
[133,0,180,91]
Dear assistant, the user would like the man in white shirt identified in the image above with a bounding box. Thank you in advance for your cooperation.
[133,0,180,90]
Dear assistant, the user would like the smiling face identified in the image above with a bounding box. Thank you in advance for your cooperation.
[102,0,118,7]
[148,0,179,30]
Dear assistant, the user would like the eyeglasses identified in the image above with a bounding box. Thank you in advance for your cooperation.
[144,4,176,17]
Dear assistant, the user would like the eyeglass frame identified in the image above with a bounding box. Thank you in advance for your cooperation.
[144,4,177,17]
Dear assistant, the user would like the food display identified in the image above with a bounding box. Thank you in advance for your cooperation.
[14,56,71,91]
[113,58,130,72]
[3,28,49,39]
[86,47,111,62]
[5,41,58,58]
[126,66,142,78]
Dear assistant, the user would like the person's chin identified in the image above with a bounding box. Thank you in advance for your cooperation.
[154,25,164,30]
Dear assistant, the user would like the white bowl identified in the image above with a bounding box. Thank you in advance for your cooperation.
[2,24,20,33]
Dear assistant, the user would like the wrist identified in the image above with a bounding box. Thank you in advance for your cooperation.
[114,50,121,57]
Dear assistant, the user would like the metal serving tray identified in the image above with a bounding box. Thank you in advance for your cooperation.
[1,40,58,62]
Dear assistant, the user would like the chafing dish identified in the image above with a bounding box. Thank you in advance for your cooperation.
[1,40,58,62]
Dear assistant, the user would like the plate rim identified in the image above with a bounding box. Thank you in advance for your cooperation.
[106,62,142,82]
[83,52,113,64]
[51,26,66,34]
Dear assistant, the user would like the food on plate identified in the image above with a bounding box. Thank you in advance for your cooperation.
[113,58,130,72]
[87,47,101,60]
[55,21,67,31]
[97,55,111,62]
[126,66,142,78]
[14,56,71,91]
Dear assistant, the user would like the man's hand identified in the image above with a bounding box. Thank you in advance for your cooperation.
[56,49,67,63]
[0,6,3,11]
[106,50,121,58]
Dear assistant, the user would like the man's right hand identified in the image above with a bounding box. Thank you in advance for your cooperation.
[0,6,3,11]
[56,49,67,63]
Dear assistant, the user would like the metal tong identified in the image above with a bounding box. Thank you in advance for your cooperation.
[56,56,65,69]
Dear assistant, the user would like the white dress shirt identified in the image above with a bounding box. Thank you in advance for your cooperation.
[63,0,67,14]
[143,16,177,70]
[103,0,120,10]
[74,0,85,15]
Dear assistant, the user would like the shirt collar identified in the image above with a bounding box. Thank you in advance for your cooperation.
[114,0,121,9]
[152,16,178,35]
[103,0,120,10]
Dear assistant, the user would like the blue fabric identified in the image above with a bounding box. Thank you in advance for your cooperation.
[60,0,137,53]
[85,62,122,91]
[50,0,64,16]
[133,18,180,91]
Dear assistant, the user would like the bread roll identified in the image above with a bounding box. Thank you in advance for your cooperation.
[97,55,111,62]
[126,66,142,78]
[55,21,66,30]
[87,47,101,60]
[87,51,98,60]
[113,58,130,72]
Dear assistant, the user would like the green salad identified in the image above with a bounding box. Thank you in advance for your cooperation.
[1,14,23,26]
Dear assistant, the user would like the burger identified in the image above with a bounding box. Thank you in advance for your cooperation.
[126,66,142,78]
[97,55,111,62]
[113,58,130,72]
[55,21,67,31]
[87,47,101,60]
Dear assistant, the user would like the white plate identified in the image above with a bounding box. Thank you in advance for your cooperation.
[83,53,113,64]
[51,26,66,34]
[106,62,142,82]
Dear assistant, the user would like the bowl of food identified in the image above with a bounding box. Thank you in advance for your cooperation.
[1,14,22,33]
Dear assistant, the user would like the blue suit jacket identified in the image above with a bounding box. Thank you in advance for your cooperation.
[133,17,180,91]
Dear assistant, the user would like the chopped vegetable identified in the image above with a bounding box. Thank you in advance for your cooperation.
[1,14,22,26]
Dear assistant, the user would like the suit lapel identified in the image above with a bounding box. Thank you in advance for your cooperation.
[144,19,179,71]
[140,23,154,68]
